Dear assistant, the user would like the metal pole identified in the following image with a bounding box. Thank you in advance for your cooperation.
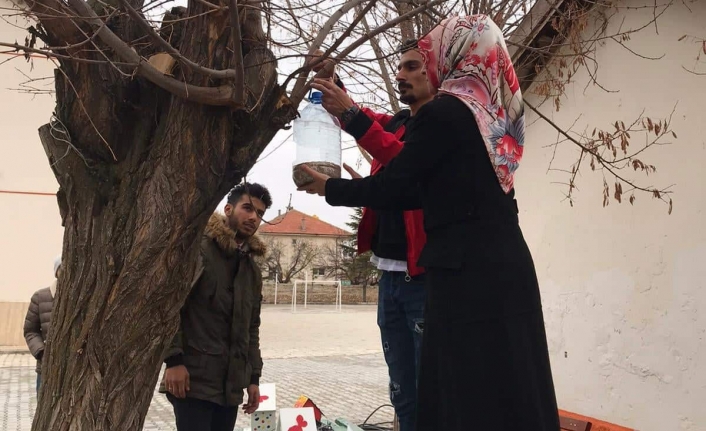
[292,281,297,313]
[274,271,278,305]
[304,272,308,309]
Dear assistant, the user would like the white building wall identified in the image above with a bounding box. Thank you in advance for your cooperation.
[518,1,705,429]
[0,0,63,308]
[0,1,62,345]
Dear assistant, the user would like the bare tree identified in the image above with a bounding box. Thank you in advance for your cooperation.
[316,207,377,300]
[262,237,319,283]
[318,242,377,287]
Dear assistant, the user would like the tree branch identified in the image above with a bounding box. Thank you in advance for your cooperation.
[526,99,674,209]
[119,0,239,80]
[66,0,240,107]
[22,0,85,46]
[332,0,444,64]
[287,0,377,105]
[359,7,400,112]
[229,0,245,106]
[682,65,706,76]
[286,0,368,100]
[288,0,446,106]
[0,41,137,65]
[357,143,372,164]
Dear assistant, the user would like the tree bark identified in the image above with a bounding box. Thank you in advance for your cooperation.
[394,2,415,40]
[30,1,296,430]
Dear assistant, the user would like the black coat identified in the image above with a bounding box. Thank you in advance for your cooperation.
[326,95,560,431]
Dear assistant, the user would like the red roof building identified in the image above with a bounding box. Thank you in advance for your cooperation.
[259,209,351,237]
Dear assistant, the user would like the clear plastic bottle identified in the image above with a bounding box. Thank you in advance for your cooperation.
[292,91,342,187]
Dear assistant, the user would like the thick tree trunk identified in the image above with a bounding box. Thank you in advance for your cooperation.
[30,1,296,430]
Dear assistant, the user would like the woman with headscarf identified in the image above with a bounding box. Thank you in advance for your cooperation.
[301,15,559,430]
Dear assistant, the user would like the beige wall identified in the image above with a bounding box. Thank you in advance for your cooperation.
[0,303,30,347]
[519,1,704,430]
[0,4,63,307]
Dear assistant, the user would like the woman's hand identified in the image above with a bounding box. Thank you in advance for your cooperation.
[343,163,363,179]
[296,165,329,196]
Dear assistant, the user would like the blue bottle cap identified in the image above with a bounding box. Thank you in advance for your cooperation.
[308,91,323,104]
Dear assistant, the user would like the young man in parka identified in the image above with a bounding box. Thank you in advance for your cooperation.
[160,182,271,431]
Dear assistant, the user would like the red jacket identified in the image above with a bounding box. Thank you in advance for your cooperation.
[350,107,427,276]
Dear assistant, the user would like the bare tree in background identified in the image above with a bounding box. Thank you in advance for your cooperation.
[262,237,318,283]
[0,0,693,429]
[316,207,377,299]
[318,242,378,297]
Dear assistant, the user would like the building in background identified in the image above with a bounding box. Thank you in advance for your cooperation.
[258,208,351,283]
[0,0,62,346]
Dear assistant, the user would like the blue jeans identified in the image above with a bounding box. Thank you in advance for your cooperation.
[36,374,41,394]
[378,271,426,431]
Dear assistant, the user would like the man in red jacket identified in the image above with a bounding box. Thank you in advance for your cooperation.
[309,40,434,431]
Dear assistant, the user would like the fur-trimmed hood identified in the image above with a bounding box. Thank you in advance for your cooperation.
[205,213,266,257]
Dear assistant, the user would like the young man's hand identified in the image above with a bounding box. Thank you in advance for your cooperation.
[164,365,190,399]
[308,49,335,74]
[310,78,355,119]
[243,384,260,414]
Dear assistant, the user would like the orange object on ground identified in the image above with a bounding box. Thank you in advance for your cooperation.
[559,409,637,431]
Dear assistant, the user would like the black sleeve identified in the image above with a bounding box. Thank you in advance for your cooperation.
[327,177,422,210]
[325,97,470,210]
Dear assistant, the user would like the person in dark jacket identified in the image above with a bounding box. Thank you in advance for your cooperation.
[302,15,560,431]
[159,182,271,431]
[308,41,434,431]
[24,255,60,393]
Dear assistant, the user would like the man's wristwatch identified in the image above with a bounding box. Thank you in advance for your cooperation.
[340,105,360,127]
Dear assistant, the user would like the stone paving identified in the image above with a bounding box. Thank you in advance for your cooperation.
[0,305,395,430]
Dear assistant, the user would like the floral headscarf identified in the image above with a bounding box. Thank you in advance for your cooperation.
[418,15,524,193]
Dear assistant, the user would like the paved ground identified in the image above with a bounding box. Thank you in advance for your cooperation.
[0,305,394,431]
[258,305,383,359]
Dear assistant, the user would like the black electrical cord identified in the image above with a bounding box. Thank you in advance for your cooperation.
[358,404,395,431]
[359,425,394,431]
